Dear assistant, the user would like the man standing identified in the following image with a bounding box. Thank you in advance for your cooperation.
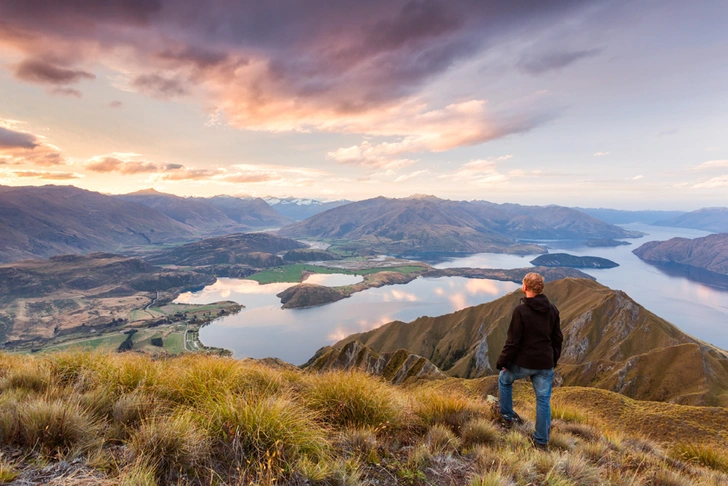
[496,272,562,449]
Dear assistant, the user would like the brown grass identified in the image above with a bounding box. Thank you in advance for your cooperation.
[0,349,725,485]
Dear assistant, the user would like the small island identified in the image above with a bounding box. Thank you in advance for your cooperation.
[530,253,619,269]
[585,238,631,248]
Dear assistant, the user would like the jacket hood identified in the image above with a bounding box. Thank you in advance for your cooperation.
[522,294,551,313]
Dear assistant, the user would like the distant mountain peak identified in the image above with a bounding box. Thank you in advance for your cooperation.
[128,188,163,195]
[407,194,439,200]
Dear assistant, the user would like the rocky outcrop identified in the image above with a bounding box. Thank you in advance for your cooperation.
[277,284,346,309]
[530,253,619,269]
[633,233,728,275]
[585,238,630,247]
[303,341,446,384]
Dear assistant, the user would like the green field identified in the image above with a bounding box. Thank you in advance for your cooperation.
[247,263,427,284]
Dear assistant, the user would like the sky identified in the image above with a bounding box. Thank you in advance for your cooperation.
[0,0,726,209]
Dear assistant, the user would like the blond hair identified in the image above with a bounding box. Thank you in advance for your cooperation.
[523,272,545,294]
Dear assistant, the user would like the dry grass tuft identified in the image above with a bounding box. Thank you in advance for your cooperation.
[426,423,461,454]
[413,386,488,431]
[129,413,209,478]
[461,418,500,447]
[670,442,728,473]
[303,370,404,428]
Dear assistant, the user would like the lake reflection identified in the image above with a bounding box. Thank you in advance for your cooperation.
[176,276,520,365]
[428,224,728,351]
[178,223,728,364]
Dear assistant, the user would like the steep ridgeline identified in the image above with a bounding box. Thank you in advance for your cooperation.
[0,185,196,263]
[334,278,728,406]
[654,207,728,233]
[304,340,447,385]
[633,233,728,276]
[144,233,307,277]
[278,195,641,254]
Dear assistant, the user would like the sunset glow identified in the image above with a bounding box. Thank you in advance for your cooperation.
[0,0,725,207]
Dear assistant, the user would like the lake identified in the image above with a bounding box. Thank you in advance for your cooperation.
[176,224,728,364]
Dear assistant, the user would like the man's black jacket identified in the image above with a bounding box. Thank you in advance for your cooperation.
[496,293,563,370]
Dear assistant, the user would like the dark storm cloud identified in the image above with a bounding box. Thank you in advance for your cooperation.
[517,48,602,75]
[0,126,38,149]
[0,0,593,129]
[15,59,95,85]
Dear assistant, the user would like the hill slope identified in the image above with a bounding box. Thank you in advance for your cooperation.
[654,207,728,233]
[144,232,307,267]
[264,196,350,220]
[0,185,196,263]
[278,196,641,254]
[633,233,728,275]
[336,278,728,406]
[206,195,293,228]
[1,351,726,485]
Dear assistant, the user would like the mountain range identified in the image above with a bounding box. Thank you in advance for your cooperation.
[653,207,728,233]
[323,278,728,406]
[575,207,686,224]
[263,196,350,220]
[0,185,196,263]
[117,189,292,233]
[279,195,642,254]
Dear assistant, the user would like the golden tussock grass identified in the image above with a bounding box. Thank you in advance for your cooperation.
[0,349,726,486]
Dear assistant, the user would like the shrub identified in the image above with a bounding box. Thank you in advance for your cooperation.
[461,418,500,447]
[202,393,329,471]
[129,413,209,478]
[413,387,487,431]
[15,398,97,454]
[426,423,461,455]
[338,427,379,461]
[670,443,728,473]
[470,470,515,486]
[151,337,163,347]
[303,371,404,428]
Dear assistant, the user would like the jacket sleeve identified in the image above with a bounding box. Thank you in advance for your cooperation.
[551,306,563,367]
[496,308,523,370]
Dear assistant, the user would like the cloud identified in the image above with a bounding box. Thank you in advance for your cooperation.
[691,159,728,171]
[50,87,82,97]
[394,169,429,182]
[15,58,95,85]
[109,100,123,109]
[692,176,728,189]
[85,156,163,174]
[517,48,601,75]
[131,73,189,99]
[4,169,81,180]
[0,122,65,166]
[0,126,38,149]
[593,152,609,157]
[630,175,644,180]
[156,168,224,181]
[0,0,589,135]
[326,100,548,166]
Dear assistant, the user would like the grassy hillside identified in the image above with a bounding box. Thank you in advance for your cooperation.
[338,278,728,406]
[0,351,726,485]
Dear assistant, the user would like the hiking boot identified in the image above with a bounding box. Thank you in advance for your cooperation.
[499,411,524,429]
[530,436,548,451]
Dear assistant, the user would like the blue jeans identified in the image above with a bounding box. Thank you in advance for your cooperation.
[498,365,554,445]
